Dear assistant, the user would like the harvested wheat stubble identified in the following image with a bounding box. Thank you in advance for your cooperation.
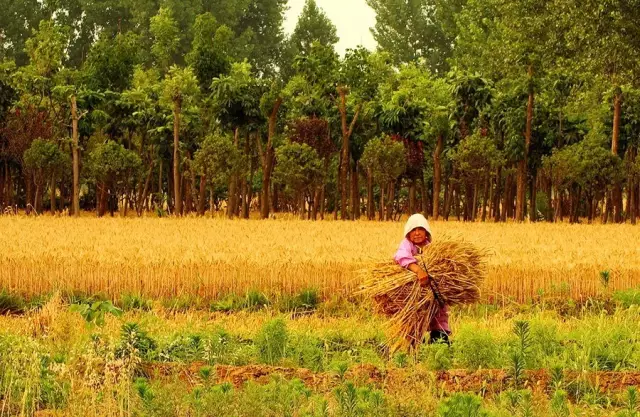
[358,239,488,352]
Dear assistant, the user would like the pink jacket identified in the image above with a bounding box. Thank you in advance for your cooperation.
[393,238,451,333]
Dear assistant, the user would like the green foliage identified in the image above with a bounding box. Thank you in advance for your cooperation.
[419,342,452,371]
[367,0,457,72]
[360,136,407,186]
[501,389,534,417]
[600,270,611,289]
[513,321,532,358]
[134,377,155,406]
[84,32,141,91]
[545,140,623,195]
[454,326,501,370]
[210,62,264,129]
[334,381,387,417]
[159,333,205,362]
[186,13,232,91]
[508,351,526,389]
[193,133,243,188]
[289,0,338,55]
[115,322,158,360]
[150,8,181,72]
[618,387,640,417]
[273,141,324,195]
[279,288,321,312]
[23,139,70,180]
[613,289,640,308]
[242,290,270,311]
[438,393,488,417]
[119,293,153,311]
[161,65,200,106]
[289,334,325,372]
[69,300,122,326]
[0,291,27,314]
[86,140,142,191]
[202,328,244,365]
[450,132,504,179]
[255,318,288,365]
[24,20,68,77]
[551,390,570,417]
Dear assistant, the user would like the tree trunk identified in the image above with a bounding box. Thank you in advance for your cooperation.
[574,187,582,223]
[493,166,502,222]
[367,167,374,220]
[529,173,537,222]
[49,172,56,214]
[312,187,320,220]
[241,134,251,219]
[611,89,623,222]
[320,184,326,220]
[502,172,512,222]
[421,174,429,219]
[337,88,362,221]
[197,175,207,216]
[636,183,640,224]
[71,95,80,217]
[629,148,637,225]
[408,179,416,215]
[157,158,163,210]
[184,169,193,215]
[464,182,473,221]
[172,99,182,216]
[228,128,240,219]
[98,182,108,217]
[137,163,154,216]
[0,159,6,208]
[481,173,490,222]
[350,161,359,220]
[547,177,554,222]
[379,182,385,221]
[443,176,452,221]
[516,65,535,222]
[602,192,612,224]
[387,182,395,221]
[272,183,278,213]
[34,179,42,214]
[432,134,443,220]
[467,181,475,221]
[299,191,306,220]
[259,98,282,219]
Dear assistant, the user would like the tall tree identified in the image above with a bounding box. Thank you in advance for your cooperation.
[287,0,339,63]
[236,0,288,75]
[366,0,461,72]
[0,0,45,65]
[83,32,141,92]
[186,13,233,92]
[150,7,181,74]
[161,66,199,215]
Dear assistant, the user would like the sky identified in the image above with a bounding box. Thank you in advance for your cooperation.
[283,0,377,56]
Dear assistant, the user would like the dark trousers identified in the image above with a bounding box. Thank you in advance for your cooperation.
[429,330,450,345]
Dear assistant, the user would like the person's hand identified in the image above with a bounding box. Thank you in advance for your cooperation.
[416,269,429,286]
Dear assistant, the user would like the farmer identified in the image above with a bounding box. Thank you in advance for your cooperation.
[393,213,451,344]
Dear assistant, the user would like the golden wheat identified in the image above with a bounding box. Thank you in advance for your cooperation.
[1,217,639,301]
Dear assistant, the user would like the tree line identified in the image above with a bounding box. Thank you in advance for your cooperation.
[1,0,640,223]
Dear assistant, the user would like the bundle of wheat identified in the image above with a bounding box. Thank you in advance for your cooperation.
[357,239,488,352]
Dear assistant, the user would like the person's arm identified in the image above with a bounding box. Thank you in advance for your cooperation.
[407,263,429,286]
[394,240,429,286]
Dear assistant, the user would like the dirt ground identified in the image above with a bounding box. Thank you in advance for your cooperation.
[143,362,640,395]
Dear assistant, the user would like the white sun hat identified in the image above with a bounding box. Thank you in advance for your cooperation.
[403,213,432,240]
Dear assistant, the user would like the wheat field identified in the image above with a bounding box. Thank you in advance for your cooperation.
[1,216,639,302]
